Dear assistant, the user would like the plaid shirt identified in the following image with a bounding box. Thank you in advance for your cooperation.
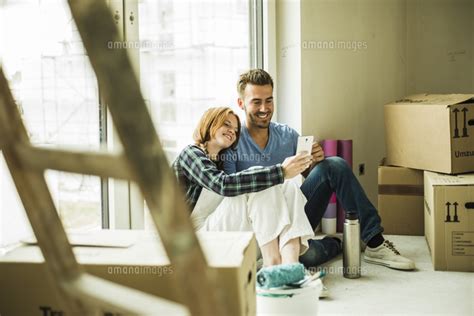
[173,145,284,210]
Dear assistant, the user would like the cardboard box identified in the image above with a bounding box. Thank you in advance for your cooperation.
[378,165,424,235]
[385,94,474,174]
[0,230,257,316]
[424,171,474,272]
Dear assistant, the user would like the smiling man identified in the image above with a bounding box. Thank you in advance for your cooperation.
[223,69,415,271]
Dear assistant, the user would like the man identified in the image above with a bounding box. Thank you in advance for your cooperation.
[223,69,415,271]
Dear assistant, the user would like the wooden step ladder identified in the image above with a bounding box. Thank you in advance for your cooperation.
[0,0,229,314]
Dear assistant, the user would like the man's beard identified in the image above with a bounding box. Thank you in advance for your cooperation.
[249,113,271,129]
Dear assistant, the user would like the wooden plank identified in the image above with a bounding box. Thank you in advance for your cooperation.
[64,274,189,315]
[14,144,132,180]
[67,1,228,315]
[0,68,91,314]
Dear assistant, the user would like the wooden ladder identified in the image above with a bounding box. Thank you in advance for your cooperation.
[0,0,228,314]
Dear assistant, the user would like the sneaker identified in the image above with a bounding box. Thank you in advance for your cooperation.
[319,280,329,298]
[363,240,415,270]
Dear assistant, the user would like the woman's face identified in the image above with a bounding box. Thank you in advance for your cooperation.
[211,114,239,150]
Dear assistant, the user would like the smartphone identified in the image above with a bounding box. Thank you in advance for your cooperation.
[296,136,314,155]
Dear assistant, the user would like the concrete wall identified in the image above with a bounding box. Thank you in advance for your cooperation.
[274,0,473,206]
[406,0,474,94]
[300,0,406,205]
[275,0,302,133]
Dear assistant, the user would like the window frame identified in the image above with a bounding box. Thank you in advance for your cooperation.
[250,0,264,69]
[103,0,144,230]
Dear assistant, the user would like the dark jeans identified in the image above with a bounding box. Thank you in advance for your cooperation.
[298,157,384,267]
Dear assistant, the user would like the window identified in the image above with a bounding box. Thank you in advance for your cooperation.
[139,0,250,161]
[0,0,101,246]
[138,0,252,228]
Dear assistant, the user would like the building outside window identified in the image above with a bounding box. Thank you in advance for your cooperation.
[0,0,101,249]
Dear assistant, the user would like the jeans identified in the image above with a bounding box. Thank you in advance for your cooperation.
[298,157,384,267]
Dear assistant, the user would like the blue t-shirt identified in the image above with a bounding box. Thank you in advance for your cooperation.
[223,122,300,174]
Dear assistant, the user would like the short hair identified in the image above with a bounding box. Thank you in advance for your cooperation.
[237,69,274,98]
[193,106,241,151]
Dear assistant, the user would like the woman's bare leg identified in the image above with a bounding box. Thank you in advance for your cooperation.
[260,239,281,266]
[280,237,301,264]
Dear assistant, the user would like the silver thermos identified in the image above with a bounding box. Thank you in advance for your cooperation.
[343,213,361,279]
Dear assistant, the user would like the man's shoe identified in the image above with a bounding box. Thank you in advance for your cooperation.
[363,240,415,270]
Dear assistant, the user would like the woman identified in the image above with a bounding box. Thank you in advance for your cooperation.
[173,107,315,267]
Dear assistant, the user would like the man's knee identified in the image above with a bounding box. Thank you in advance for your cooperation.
[313,156,350,174]
[327,156,350,169]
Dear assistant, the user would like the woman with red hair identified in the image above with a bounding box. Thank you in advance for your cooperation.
[173,107,314,267]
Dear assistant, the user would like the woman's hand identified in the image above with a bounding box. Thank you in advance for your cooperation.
[282,153,313,179]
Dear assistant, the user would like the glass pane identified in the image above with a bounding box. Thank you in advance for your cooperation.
[0,0,101,232]
[138,0,250,230]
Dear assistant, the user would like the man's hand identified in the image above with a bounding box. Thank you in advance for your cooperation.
[301,142,324,177]
[310,142,325,165]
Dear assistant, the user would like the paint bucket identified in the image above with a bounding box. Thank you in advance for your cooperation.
[256,279,322,315]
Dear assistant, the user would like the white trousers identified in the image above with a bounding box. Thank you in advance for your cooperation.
[191,178,315,254]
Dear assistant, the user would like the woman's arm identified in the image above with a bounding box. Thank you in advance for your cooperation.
[179,145,284,197]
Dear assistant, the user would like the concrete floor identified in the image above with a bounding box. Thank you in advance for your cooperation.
[318,235,473,315]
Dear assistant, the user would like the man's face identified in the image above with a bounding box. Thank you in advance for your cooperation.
[238,84,274,129]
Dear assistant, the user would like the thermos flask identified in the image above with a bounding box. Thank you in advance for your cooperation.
[343,213,361,278]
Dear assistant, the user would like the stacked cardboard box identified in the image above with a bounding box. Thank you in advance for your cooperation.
[423,171,474,272]
[378,164,424,236]
[383,94,474,272]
